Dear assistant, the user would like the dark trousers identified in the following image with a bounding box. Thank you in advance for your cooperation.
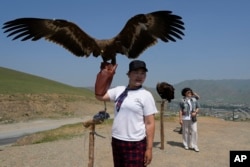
[111,137,146,167]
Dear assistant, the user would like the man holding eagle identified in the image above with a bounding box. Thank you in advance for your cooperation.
[3,10,184,166]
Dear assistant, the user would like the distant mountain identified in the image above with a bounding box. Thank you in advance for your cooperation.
[150,79,250,107]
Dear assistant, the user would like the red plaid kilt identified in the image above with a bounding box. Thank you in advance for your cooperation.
[112,137,146,167]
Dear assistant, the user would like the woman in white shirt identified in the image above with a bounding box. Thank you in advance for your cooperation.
[96,60,158,167]
[179,87,200,152]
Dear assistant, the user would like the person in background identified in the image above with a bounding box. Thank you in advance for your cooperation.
[179,92,200,134]
[179,87,200,152]
[95,60,158,166]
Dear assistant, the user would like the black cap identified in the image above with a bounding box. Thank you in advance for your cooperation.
[129,60,148,72]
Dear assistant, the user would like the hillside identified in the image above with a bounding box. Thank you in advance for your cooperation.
[1,67,250,123]
[2,67,249,106]
[0,67,92,95]
[0,67,112,123]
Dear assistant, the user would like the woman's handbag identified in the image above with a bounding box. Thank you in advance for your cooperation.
[191,115,197,122]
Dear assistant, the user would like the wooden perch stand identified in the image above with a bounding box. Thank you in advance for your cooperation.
[160,99,166,150]
[83,119,104,167]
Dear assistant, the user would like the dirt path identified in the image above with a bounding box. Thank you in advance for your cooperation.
[0,117,89,141]
[0,117,249,167]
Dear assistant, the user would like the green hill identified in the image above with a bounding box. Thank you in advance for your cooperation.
[2,66,249,106]
[0,67,92,96]
[0,67,109,123]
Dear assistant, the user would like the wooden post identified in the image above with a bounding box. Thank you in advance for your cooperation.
[83,119,102,167]
[160,100,165,150]
[88,123,95,167]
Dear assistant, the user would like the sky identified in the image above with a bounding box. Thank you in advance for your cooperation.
[1,0,250,88]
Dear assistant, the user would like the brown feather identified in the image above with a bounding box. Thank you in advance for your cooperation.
[2,11,185,61]
[156,82,175,102]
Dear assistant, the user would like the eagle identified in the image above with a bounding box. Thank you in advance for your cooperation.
[156,82,175,102]
[2,10,184,64]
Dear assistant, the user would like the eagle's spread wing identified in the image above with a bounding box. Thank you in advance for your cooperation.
[115,11,185,58]
[2,18,101,57]
[2,10,185,60]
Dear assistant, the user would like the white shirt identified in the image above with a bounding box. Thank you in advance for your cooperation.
[108,86,158,141]
[183,99,192,120]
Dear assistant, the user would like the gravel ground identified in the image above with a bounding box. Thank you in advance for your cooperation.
[0,117,249,167]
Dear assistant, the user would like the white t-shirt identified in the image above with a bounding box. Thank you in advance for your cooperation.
[108,86,158,141]
[182,99,192,120]
[180,97,199,120]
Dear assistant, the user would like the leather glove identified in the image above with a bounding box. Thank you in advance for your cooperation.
[95,62,118,96]
[156,82,175,102]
